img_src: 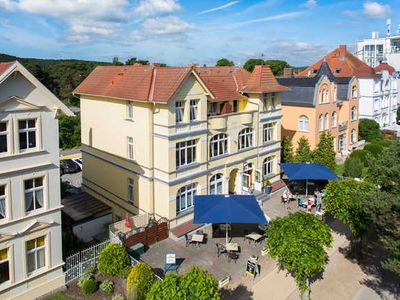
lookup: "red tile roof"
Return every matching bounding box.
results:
[242,65,289,93]
[195,66,250,101]
[374,63,396,75]
[75,64,285,103]
[298,45,376,78]
[0,61,15,77]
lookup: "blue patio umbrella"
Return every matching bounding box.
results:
[193,194,268,244]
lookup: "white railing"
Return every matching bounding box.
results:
[109,213,151,235]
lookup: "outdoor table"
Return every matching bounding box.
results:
[245,233,263,245]
[226,242,239,252]
[191,233,204,246]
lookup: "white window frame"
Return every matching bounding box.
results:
[318,115,324,132]
[176,184,196,214]
[127,101,134,120]
[176,140,197,168]
[0,185,6,220]
[0,248,10,284]
[351,129,357,144]
[127,137,134,160]
[263,156,274,177]
[263,123,274,143]
[24,177,44,213]
[18,119,37,152]
[209,134,228,158]
[352,86,358,98]
[351,107,357,121]
[324,113,329,130]
[26,236,45,274]
[210,173,223,194]
[238,128,253,150]
[128,178,134,204]
[189,99,198,122]
[175,101,184,123]
[298,115,309,132]
[0,121,8,154]
[270,93,276,109]
[331,112,337,128]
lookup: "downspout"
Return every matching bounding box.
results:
[148,67,157,216]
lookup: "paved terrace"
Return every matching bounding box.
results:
[140,189,305,295]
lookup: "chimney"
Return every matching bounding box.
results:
[338,45,347,57]
[283,67,294,78]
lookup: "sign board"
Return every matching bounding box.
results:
[165,253,176,265]
[246,260,257,278]
[395,71,400,79]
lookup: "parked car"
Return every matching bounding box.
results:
[60,159,80,175]
[72,157,83,170]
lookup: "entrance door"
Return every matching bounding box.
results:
[338,134,346,153]
[242,163,253,192]
[253,169,262,192]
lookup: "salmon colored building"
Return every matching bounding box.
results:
[278,45,363,155]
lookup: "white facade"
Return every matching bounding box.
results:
[0,62,73,300]
[358,71,398,128]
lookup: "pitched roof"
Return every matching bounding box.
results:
[298,45,376,78]
[0,61,16,77]
[374,63,396,75]
[195,66,250,101]
[242,65,289,93]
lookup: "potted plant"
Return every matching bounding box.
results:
[263,178,272,194]
[261,246,269,256]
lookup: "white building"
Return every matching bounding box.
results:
[355,19,400,70]
[0,61,73,299]
[355,19,400,129]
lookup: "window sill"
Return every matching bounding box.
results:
[298,130,309,133]
[125,118,135,122]
[0,149,46,160]
[209,153,229,161]
[238,146,255,153]
[176,162,199,173]
[176,207,194,218]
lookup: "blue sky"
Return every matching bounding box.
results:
[0,0,398,66]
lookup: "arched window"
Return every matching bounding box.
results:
[324,113,329,130]
[351,106,357,121]
[331,112,337,128]
[320,88,329,104]
[263,156,274,177]
[210,134,228,158]
[176,183,197,214]
[298,115,309,132]
[318,114,324,131]
[210,173,223,194]
[351,86,357,98]
[238,128,253,150]
[333,87,337,102]
[351,129,357,144]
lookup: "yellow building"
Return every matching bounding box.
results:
[74,65,287,229]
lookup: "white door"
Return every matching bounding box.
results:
[253,169,262,192]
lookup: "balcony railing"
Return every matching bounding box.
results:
[338,121,348,132]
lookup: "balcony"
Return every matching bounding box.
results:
[240,112,253,125]
[338,121,348,132]
[208,115,227,130]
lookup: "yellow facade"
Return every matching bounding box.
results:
[80,72,283,228]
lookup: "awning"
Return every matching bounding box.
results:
[280,163,338,181]
[193,194,267,225]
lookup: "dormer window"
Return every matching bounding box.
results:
[335,69,341,74]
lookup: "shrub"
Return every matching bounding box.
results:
[100,280,114,296]
[126,263,155,300]
[83,264,97,276]
[344,156,364,178]
[112,295,125,300]
[364,143,383,157]
[79,276,98,295]
[98,243,130,277]
[359,119,382,142]
[374,139,396,148]
[349,150,368,166]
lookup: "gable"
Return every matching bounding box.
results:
[0,96,42,112]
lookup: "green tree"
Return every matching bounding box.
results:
[358,119,383,142]
[282,136,295,163]
[147,266,220,300]
[126,263,155,300]
[215,58,234,66]
[295,136,312,162]
[397,107,400,125]
[125,57,149,65]
[266,211,332,298]
[58,114,81,149]
[313,131,336,171]
[264,60,291,76]
[324,179,375,254]
[243,58,264,72]
[343,156,364,178]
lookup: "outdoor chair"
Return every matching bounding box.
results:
[185,234,195,247]
[228,252,239,263]
[216,243,227,258]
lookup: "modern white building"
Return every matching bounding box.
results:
[355,19,400,129]
[0,61,73,299]
[355,19,400,70]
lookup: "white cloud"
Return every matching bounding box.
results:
[235,11,304,26]
[363,1,390,19]
[143,16,193,35]
[302,0,317,9]
[199,1,239,15]
[135,0,181,18]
